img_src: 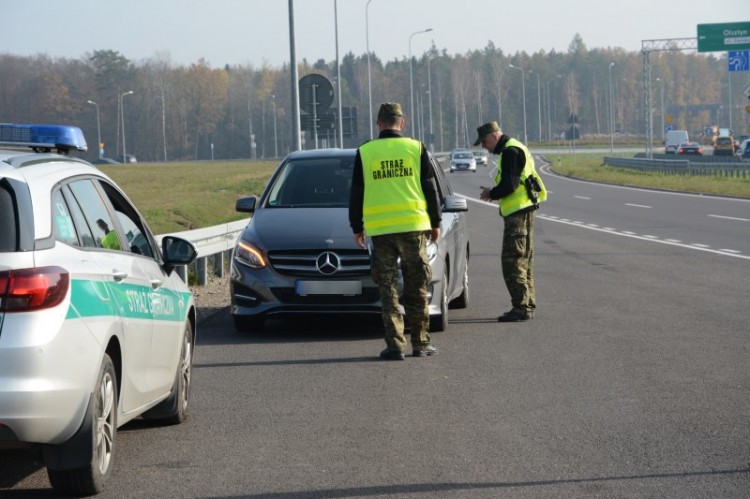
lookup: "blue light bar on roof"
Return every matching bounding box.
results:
[0,123,88,152]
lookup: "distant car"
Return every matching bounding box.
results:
[91,157,119,165]
[737,139,750,160]
[450,150,477,172]
[0,123,198,496]
[472,150,489,167]
[230,148,470,333]
[676,142,703,156]
[713,136,735,156]
[114,154,138,163]
[450,148,471,159]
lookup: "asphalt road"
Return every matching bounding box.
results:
[2,158,749,498]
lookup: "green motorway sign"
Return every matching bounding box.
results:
[697,22,750,52]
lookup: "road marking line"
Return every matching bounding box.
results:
[691,243,710,248]
[708,214,749,222]
[460,194,750,260]
[626,203,652,208]
[643,235,659,239]
[665,239,682,243]
[720,249,741,254]
[574,195,591,200]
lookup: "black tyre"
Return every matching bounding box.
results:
[47,354,117,496]
[143,322,193,424]
[429,267,449,332]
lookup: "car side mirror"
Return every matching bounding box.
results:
[235,196,257,213]
[161,236,197,275]
[443,194,468,212]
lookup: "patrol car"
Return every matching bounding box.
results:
[0,123,198,495]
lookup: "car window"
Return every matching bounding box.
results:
[0,180,17,252]
[266,157,354,208]
[67,179,120,250]
[98,181,156,258]
[455,152,472,159]
[428,152,450,201]
[51,190,80,247]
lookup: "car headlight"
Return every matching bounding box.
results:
[234,240,268,269]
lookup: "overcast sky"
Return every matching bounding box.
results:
[3,0,745,67]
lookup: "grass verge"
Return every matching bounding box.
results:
[545,152,750,199]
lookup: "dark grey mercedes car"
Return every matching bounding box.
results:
[229,148,469,332]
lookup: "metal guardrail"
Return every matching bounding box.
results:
[157,218,249,285]
[604,156,750,178]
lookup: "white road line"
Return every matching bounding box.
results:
[626,203,652,208]
[574,195,591,200]
[691,243,711,248]
[708,214,750,222]
[665,238,682,243]
[458,194,750,260]
[720,249,742,254]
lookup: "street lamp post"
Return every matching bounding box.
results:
[409,28,432,138]
[509,64,527,144]
[272,94,278,158]
[427,56,434,151]
[365,0,374,139]
[608,62,615,152]
[120,90,134,162]
[86,100,101,159]
[656,77,665,142]
[529,70,542,142]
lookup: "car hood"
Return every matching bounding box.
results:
[242,207,358,250]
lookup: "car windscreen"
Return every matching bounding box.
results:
[454,153,473,159]
[266,157,354,208]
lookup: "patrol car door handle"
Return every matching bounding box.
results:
[112,270,128,282]
[150,279,163,290]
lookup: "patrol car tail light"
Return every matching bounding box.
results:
[0,267,69,312]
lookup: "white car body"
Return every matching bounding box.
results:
[0,124,198,495]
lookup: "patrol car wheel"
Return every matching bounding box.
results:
[429,267,449,332]
[47,355,117,496]
[143,322,193,424]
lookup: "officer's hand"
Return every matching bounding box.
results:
[428,228,440,243]
[479,186,491,201]
[354,232,367,250]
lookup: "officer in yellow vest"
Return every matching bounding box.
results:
[475,121,547,322]
[349,102,442,360]
[96,218,121,250]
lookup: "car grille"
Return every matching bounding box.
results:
[270,287,379,304]
[268,249,371,277]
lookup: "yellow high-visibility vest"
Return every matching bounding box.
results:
[494,138,548,216]
[359,137,431,236]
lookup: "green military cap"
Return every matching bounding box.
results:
[473,121,502,145]
[377,102,403,119]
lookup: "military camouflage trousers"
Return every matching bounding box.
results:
[371,231,432,352]
[501,209,536,315]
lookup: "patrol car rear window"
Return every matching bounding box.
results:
[0,180,18,252]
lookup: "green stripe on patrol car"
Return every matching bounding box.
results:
[66,279,190,322]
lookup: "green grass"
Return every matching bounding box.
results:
[548,153,750,199]
[98,160,278,234]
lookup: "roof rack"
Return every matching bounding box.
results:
[0,123,88,155]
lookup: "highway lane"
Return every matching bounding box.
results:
[2,156,748,498]
[448,158,750,260]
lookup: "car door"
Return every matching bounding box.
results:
[66,178,155,412]
[97,180,184,401]
[430,155,468,300]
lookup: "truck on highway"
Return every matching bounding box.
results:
[664,129,689,154]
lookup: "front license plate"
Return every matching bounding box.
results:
[295,280,362,296]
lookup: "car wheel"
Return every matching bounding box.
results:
[47,355,117,496]
[234,315,265,332]
[429,267,449,332]
[143,322,193,424]
[450,251,469,309]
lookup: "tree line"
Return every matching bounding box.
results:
[0,34,742,162]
